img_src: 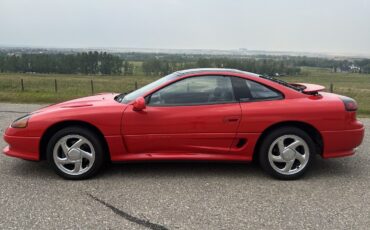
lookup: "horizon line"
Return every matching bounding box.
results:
[1,44,369,59]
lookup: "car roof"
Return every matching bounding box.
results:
[175,68,259,77]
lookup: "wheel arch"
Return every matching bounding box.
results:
[253,121,323,161]
[39,120,110,161]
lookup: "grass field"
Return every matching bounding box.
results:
[280,67,370,116]
[0,73,159,103]
[0,67,369,116]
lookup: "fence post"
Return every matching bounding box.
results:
[330,83,333,93]
[21,79,24,92]
[135,81,138,90]
[91,79,94,95]
[54,79,58,93]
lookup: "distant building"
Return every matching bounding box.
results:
[333,64,361,73]
[349,64,361,73]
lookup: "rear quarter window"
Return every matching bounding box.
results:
[247,80,282,99]
[231,77,283,102]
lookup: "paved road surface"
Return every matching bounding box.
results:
[0,103,369,229]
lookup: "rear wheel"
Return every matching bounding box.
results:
[46,126,104,180]
[259,127,315,180]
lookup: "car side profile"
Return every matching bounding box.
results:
[3,68,365,180]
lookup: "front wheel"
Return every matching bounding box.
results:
[46,126,105,180]
[259,127,315,180]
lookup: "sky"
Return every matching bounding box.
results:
[0,0,369,55]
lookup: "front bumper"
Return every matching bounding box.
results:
[3,134,40,161]
[321,127,365,159]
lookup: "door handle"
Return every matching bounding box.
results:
[224,116,240,123]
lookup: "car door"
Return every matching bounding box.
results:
[227,76,285,159]
[122,75,242,155]
[231,77,284,133]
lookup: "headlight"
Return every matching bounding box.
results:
[11,114,31,128]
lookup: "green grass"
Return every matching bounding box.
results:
[0,67,369,116]
[0,73,159,103]
[280,67,370,117]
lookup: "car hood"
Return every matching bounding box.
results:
[34,93,121,113]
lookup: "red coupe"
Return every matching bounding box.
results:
[3,69,364,180]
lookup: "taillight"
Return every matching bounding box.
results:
[340,96,358,111]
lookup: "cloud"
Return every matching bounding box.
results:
[0,0,369,55]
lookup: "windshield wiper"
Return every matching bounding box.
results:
[259,75,302,92]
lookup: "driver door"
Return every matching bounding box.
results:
[122,75,241,155]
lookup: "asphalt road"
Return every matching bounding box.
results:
[0,102,369,230]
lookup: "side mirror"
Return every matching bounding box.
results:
[132,97,146,111]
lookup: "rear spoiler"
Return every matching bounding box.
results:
[290,83,325,94]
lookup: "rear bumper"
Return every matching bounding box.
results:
[3,134,40,161]
[321,127,365,159]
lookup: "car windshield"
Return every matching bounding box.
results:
[119,72,180,103]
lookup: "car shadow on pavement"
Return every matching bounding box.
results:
[104,161,266,179]
[99,156,360,180]
[6,155,361,181]
[6,160,55,179]
[307,155,363,178]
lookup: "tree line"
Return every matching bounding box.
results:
[1,51,370,76]
[142,57,301,76]
[140,54,370,75]
[0,51,133,75]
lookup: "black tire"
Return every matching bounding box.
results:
[258,127,315,180]
[46,126,105,180]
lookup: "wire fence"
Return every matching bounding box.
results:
[3,78,336,94]
[1,78,141,95]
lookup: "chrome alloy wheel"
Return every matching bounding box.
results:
[53,135,95,176]
[268,134,310,175]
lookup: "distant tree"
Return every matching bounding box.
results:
[123,61,134,75]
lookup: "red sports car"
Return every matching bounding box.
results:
[3,69,364,180]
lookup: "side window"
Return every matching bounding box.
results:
[247,80,282,99]
[232,77,282,101]
[148,76,236,106]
